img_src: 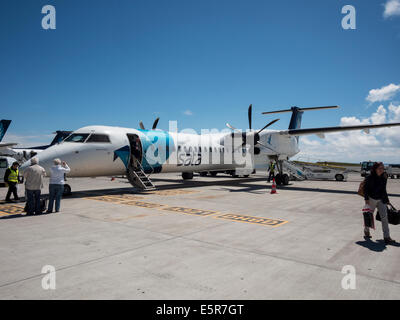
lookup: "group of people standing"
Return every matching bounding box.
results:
[3,158,70,215]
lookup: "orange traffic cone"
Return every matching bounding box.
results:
[111,177,115,181]
[270,178,277,194]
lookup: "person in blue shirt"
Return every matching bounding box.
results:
[46,158,70,213]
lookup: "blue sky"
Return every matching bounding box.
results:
[1,0,400,161]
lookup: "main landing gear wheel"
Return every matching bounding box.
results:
[274,174,282,185]
[281,174,289,185]
[275,173,289,186]
[182,172,194,180]
[335,174,344,181]
[63,184,72,196]
[209,172,218,177]
[199,172,208,177]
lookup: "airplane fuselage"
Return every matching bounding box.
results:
[22,125,300,177]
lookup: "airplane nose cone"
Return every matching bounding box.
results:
[20,146,60,175]
[19,159,31,172]
[38,149,58,174]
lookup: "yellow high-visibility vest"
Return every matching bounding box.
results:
[8,168,19,183]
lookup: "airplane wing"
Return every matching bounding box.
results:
[279,122,400,136]
[0,142,18,148]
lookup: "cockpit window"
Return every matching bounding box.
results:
[86,134,111,143]
[64,133,89,143]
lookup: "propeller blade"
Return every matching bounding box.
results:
[139,121,145,130]
[152,117,160,130]
[257,119,280,134]
[226,123,239,132]
[248,104,252,130]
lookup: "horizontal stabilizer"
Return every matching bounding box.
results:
[0,142,18,148]
[262,106,339,115]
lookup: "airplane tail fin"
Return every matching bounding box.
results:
[0,120,11,142]
[262,106,339,130]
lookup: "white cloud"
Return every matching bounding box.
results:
[366,83,400,103]
[383,0,400,18]
[183,110,193,116]
[295,104,400,163]
[388,102,400,120]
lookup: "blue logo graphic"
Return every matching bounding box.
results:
[113,130,174,173]
[113,145,130,168]
[138,130,173,173]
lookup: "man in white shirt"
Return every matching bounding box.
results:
[46,158,70,213]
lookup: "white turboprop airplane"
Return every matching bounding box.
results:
[19,105,400,192]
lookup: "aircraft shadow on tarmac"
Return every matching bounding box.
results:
[145,176,400,197]
[52,175,400,199]
[355,238,400,252]
[2,176,399,207]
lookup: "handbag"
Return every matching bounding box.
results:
[362,205,375,229]
[376,204,400,225]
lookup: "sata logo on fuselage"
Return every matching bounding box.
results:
[177,146,201,167]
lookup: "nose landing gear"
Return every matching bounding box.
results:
[63,184,72,196]
[182,172,194,180]
[273,159,290,186]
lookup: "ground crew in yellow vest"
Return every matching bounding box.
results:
[268,161,276,182]
[4,161,21,202]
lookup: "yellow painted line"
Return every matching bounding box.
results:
[84,196,142,203]
[84,196,122,202]
[101,194,145,200]
[214,213,288,228]
[122,200,167,209]
[83,194,289,227]
[0,205,25,214]
[143,190,199,196]
[161,206,219,216]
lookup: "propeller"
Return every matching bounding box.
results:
[139,117,160,130]
[248,104,252,130]
[225,104,279,147]
[152,117,160,130]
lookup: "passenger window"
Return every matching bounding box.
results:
[65,134,89,143]
[0,159,7,168]
[86,134,111,143]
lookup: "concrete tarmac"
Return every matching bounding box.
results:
[0,173,399,299]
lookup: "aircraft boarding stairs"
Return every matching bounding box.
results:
[282,161,307,181]
[127,162,156,191]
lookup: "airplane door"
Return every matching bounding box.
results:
[126,134,143,168]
